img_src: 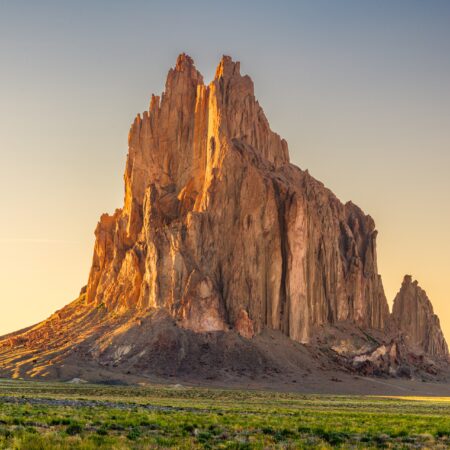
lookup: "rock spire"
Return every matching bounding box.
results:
[392,275,448,358]
[85,54,389,343]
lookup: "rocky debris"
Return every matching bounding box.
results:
[315,322,444,378]
[350,341,400,377]
[67,378,88,384]
[392,276,448,359]
[345,337,442,379]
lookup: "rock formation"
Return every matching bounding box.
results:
[392,276,448,359]
[85,53,389,344]
[0,54,447,384]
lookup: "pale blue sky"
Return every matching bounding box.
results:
[1,0,449,337]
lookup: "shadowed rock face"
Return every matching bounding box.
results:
[85,53,390,343]
[392,276,448,359]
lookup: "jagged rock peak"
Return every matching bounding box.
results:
[85,54,391,344]
[167,53,203,85]
[215,55,240,79]
[175,52,195,70]
[392,275,448,359]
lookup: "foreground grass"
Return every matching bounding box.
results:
[0,380,449,448]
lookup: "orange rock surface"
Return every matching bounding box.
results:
[86,54,389,342]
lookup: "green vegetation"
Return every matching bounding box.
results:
[0,379,449,448]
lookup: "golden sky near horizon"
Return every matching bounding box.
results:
[1,1,449,342]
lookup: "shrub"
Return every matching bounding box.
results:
[197,431,213,443]
[316,428,350,445]
[182,423,195,434]
[66,423,83,435]
[436,429,450,438]
[127,427,141,440]
[96,427,108,436]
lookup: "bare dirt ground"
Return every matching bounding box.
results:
[1,305,449,396]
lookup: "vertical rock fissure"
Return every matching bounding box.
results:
[272,180,289,335]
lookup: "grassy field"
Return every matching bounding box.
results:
[0,379,449,448]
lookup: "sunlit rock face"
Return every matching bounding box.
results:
[392,276,448,359]
[85,54,390,343]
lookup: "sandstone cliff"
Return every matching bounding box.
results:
[392,276,448,359]
[86,54,389,343]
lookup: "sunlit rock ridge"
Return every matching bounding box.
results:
[86,53,389,342]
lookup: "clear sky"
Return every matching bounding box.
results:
[1,0,449,339]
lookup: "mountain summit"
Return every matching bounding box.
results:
[0,55,447,386]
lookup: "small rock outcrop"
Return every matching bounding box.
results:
[392,276,448,359]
